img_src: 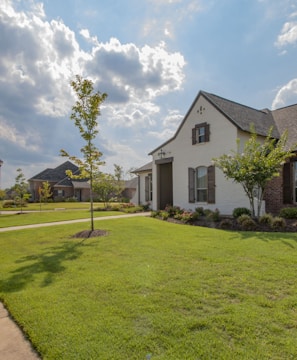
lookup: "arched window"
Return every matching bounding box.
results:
[196,166,207,202]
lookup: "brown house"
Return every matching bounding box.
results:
[28,161,90,202]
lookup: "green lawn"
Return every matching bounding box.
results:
[0,210,125,228]
[0,201,103,211]
[1,217,297,359]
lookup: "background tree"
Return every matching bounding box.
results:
[113,164,125,200]
[213,127,296,218]
[60,75,107,232]
[14,168,30,213]
[38,181,53,210]
[93,172,117,207]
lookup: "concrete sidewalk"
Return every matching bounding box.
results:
[0,303,40,359]
[0,212,150,358]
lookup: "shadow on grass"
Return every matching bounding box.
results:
[227,229,297,247]
[0,239,91,293]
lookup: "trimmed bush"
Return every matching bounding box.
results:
[271,217,286,230]
[237,214,252,225]
[195,207,205,216]
[165,205,182,217]
[219,218,233,230]
[259,213,273,225]
[2,200,15,208]
[233,207,251,218]
[279,207,297,219]
[241,217,257,231]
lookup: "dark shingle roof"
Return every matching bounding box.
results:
[29,161,79,182]
[201,91,279,138]
[272,104,297,148]
[149,90,286,155]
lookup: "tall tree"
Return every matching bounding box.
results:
[61,75,107,231]
[14,168,30,213]
[213,127,296,218]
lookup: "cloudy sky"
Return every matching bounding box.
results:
[0,0,297,188]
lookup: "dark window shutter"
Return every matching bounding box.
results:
[205,123,210,142]
[283,162,293,204]
[145,176,149,202]
[188,167,195,203]
[207,165,215,203]
[192,128,196,145]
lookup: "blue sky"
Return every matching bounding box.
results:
[0,0,297,188]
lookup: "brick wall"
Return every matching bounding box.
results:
[264,174,283,215]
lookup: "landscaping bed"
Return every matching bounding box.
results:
[152,206,297,232]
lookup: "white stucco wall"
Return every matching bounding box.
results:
[151,95,253,215]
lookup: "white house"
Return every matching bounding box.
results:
[134,91,297,215]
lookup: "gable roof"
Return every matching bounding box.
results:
[29,161,79,182]
[149,90,286,155]
[272,103,297,149]
[201,91,279,138]
[132,161,152,173]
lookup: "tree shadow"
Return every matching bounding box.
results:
[0,238,93,293]
[227,230,297,248]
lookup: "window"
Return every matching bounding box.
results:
[196,167,207,202]
[192,123,210,145]
[145,173,152,202]
[188,165,215,203]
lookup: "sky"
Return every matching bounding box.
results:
[0,0,297,189]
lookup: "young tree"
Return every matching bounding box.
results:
[60,75,107,232]
[38,181,53,210]
[93,172,117,207]
[213,127,296,218]
[113,164,125,200]
[14,168,30,213]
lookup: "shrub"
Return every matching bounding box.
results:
[271,217,286,230]
[165,205,182,217]
[233,207,251,218]
[259,213,273,225]
[195,207,205,216]
[65,197,78,202]
[151,211,160,218]
[237,214,252,225]
[174,210,198,223]
[219,218,233,230]
[2,200,15,208]
[160,211,169,220]
[240,217,257,231]
[206,208,221,222]
[279,207,297,219]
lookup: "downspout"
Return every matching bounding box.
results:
[137,174,140,205]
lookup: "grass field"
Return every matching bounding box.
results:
[1,217,297,359]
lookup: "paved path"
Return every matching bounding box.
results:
[0,212,150,359]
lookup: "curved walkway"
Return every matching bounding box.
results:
[0,212,150,359]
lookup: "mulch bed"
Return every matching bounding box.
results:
[72,229,108,238]
[167,217,297,232]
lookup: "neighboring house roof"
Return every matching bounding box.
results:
[29,161,79,182]
[149,90,292,155]
[124,177,138,189]
[132,162,153,173]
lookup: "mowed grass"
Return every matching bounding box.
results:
[0,210,125,228]
[1,217,297,359]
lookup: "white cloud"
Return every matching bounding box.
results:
[275,21,297,47]
[0,0,186,188]
[272,78,297,109]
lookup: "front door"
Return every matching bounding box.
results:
[157,162,173,209]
